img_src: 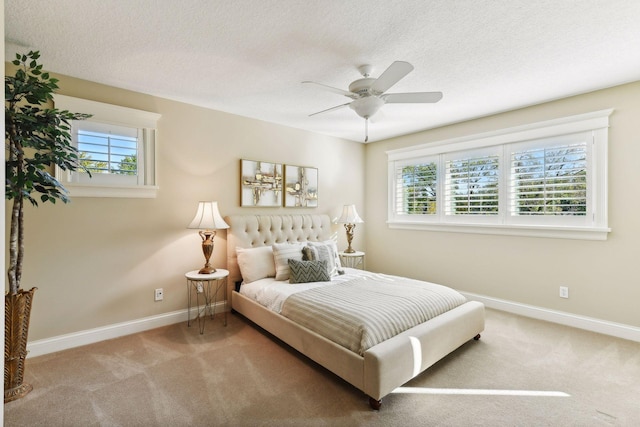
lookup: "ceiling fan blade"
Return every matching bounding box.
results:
[302,81,357,99]
[382,92,443,103]
[309,102,351,117]
[370,61,414,94]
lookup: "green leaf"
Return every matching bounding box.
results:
[5,50,92,207]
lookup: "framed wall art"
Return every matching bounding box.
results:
[284,164,318,207]
[240,159,282,207]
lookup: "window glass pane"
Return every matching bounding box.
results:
[510,142,587,216]
[395,161,437,215]
[445,155,499,215]
[78,129,138,176]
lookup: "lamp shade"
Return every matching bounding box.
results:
[188,201,229,230]
[336,204,364,224]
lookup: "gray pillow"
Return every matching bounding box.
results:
[302,244,344,276]
[288,259,331,284]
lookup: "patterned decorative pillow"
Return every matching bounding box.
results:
[288,259,331,284]
[306,240,344,276]
[272,242,305,281]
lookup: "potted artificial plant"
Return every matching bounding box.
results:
[5,51,90,402]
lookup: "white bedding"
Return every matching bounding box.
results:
[239,267,369,313]
[239,267,469,355]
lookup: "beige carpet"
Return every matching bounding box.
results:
[5,308,640,426]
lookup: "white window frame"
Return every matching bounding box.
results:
[387,109,613,240]
[54,95,161,198]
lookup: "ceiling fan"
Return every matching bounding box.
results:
[303,61,442,142]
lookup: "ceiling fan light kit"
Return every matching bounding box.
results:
[304,61,443,142]
[349,96,385,119]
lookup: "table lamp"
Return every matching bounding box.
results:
[188,201,229,274]
[336,204,364,253]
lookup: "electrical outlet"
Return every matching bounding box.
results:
[559,286,569,299]
[154,288,164,301]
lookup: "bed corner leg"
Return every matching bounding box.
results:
[473,333,481,341]
[369,397,382,410]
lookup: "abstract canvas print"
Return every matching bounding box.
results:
[284,165,318,207]
[241,159,282,207]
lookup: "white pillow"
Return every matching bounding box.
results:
[307,240,343,276]
[237,246,276,284]
[272,242,305,281]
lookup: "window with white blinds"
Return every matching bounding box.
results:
[77,121,140,178]
[445,154,499,216]
[394,159,437,215]
[510,141,587,217]
[54,95,161,198]
[387,109,612,240]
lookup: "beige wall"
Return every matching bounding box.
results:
[5,65,366,341]
[365,81,640,328]
[7,61,639,342]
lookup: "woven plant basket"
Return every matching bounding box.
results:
[4,287,36,403]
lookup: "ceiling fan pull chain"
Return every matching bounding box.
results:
[365,118,369,142]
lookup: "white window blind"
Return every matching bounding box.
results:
[394,160,438,215]
[510,142,587,216]
[445,154,499,216]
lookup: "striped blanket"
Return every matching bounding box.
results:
[280,274,466,356]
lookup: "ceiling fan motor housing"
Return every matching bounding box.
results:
[348,78,378,96]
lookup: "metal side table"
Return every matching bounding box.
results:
[185,269,228,334]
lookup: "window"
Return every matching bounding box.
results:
[509,137,587,219]
[445,149,500,217]
[54,95,161,198]
[78,123,138,176]
[395,158,438,215]
[387,110,612,240]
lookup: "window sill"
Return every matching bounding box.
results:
[64,183,159,199]
[387,221,610,241]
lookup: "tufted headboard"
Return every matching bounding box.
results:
[225,214,333,284]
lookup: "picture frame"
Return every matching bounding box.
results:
[284,164,318,207]
[240,159,283,207]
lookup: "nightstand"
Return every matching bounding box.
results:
[185,269,229,334]
[339,251,365,270]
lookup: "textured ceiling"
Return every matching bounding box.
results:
[5,0,640,143]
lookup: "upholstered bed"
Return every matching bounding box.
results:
[225,214,484,409]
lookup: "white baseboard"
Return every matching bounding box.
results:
[27,295,640,358]
[461,292,640,343]
[27,302,228,358]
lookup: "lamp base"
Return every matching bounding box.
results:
[344,223,357,254]
[197,230,217,275]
